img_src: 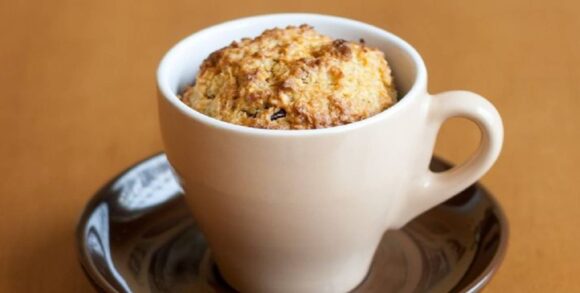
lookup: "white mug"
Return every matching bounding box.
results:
[157,13,503,293]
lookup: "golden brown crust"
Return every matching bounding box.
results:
[180,25,398,129]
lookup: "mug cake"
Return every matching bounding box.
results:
[179,24,397,129]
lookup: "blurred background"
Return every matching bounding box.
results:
[0,0,578,291]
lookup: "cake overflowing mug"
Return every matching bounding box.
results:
[157,13,503,293]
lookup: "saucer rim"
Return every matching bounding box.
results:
[75,152,509,293]
[460,183,509,293]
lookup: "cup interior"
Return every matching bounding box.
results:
[157,13,427,131]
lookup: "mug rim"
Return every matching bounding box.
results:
[157,13,428,137]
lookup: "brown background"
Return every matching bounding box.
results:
[1,0,578,292]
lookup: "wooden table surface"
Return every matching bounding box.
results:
[1,0,578,292]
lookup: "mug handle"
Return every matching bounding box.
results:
[392,90,504,228]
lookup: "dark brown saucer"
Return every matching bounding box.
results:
[76,153,508,293]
